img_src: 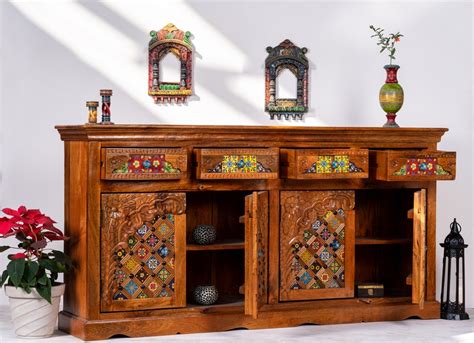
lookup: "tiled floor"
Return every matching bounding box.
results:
[0,306,472,342]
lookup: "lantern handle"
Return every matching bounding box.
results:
[450,218,461,233]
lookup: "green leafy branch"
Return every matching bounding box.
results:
[0,250,72,303]
[369,25,403,65]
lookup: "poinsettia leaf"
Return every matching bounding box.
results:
[52,250,72,267]
[37,273,48,285]
[39,258,59,272]
[20,282,31,294]
[28,277,37,287]
[15,231,27,242]
[7,258,25,286]
[36,278,52,303]
[43,232,66,241]
[0,220,15,234]
[36,215,55,225]
[31,239,47,250]
[2,208,19,217]
[42,225,63,236]
[25,209,41,218]
[8,252,27,260]
[2,230,17,238]
[0,270,9,287]
[24,261,39,283]
[0,246,10,253]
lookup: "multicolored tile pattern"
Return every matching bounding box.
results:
[112,154,181,175]
[393,158,450,176]
[290,209,345,290]
[208,155,272,173]
[112,215,176,301]
[303,155,363,174]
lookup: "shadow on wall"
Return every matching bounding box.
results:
[2,3,155,124]
[76,0,273,123]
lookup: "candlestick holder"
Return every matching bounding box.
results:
[100,89,113,124]
[85,101,99,124]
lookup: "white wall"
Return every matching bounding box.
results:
[0,0,472,308]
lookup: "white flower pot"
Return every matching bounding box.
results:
[4,284,65,337]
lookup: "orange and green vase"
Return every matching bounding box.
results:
[379,65,404,128]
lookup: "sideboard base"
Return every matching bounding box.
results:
[58,298,440,340]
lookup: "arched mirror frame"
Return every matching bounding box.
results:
[148,23,193,104]
[265,40,309,119]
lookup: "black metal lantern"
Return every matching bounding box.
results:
[440,218,469,320]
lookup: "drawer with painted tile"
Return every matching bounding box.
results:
[101,148,187,180]
[281,149,368,179]
[195,148,279,179]
[371,150,456,181]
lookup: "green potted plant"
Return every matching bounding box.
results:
[0,206,72,337]
[369,25,404,128]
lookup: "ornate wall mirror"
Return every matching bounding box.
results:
[265,40,309,119]
[148,23,194,104]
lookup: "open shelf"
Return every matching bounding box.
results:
[355,237,411,245]
[355,189,415,299]
[187,240,245,251]
[186,295,244,308]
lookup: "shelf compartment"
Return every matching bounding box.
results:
[187,240,245,251]
[186,295,244,309]
[356,237,411,245]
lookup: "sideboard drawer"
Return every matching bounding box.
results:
[102,148,187,180]
[281,149,368,179]
[372,150,456,181]
[195,148,279,179]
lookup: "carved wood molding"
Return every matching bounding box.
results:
[281,191,354,236]
[101,193,186,304]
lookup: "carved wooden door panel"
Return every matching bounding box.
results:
[100,193,186,312]
[412,189,426,308]
[244,191,268,319]
[280,191,355,301]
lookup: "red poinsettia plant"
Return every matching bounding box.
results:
[0,206,72,303]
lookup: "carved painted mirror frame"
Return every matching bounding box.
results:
[265,40,309,119]
[148,23,193,104]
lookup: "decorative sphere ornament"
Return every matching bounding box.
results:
[192,225,216,245]
[193,285,218,305]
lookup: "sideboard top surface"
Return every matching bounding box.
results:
[55,124,448,148]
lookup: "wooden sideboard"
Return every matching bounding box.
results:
[55,125,456,340]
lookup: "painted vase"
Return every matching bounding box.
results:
[379,65,404,128]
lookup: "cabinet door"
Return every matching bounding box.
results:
[244,191,269,319]
[100,193,186,312]
[280,191,355,301]
[412,189,426,308]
